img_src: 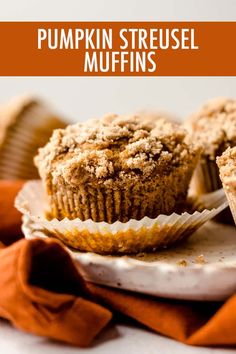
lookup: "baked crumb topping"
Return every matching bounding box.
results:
[217,146,236,191]
[194,254,206,264]
[189,97,236,160]
[177,259,188,267]
[35,114,200,187]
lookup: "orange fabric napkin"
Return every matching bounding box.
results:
[0,180,236,347]
[0,181,24,244]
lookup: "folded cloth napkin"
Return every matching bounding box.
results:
[0,180,236,347]
[0,181,24,245]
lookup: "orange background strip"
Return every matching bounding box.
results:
[0,22,235,76]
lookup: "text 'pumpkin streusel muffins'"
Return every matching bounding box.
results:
[217,147,236,224]
[0,95,67,180]
[187,97,236,195]
[35,114,201,224]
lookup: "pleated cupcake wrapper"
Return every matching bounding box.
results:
[48,165,195,223]
[50,184,182,224]
[190,160,222,195]
[190,160,234,224]
[222,188,236,225]
[15,180,228,255]
[0,104,66,180]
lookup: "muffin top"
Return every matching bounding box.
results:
[188,97,236,160]
[35,114,200,188]
[217,146,236,191]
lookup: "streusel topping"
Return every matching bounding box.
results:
[189,97,236,160]
[217,147,236,191]
[35,114,200,187]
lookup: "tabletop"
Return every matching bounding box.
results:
[0,320,234,354]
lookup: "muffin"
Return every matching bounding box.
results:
[187,97,236,195]
[217,147,236,224]
[35,114,201,224]
[0,95,67,180]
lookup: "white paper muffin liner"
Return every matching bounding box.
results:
[190,160,234,224]
[15,180,228,255]
[221,188,236,225]
[0,102,66,180]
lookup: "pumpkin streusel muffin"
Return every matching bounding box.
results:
[187,97,236,195]
[217,147,236,224]
[35,114,201,224]
[0,95,67,180]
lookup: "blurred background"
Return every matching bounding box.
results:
[0,0,236,122]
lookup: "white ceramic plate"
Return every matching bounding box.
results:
[23,216,236,301]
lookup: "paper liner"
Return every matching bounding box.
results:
[191,159,234,224]
[190,160,222,194]
[0,103,66,180]
[15,180,228,255]
[222,188,236,225]
[49,177,189,223]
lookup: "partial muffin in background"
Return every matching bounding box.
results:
[35,114,201,224]
[217,147,236,224]
[0,95,67,180]
[187,97,236,195]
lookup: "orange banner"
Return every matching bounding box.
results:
[0,22,235,76]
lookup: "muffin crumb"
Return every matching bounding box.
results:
[194,254,206,264]
[177,259,188,267]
